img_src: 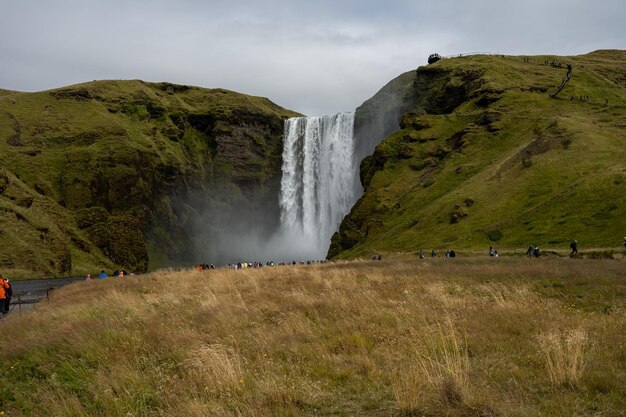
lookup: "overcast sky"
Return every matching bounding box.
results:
[1,0,624,115]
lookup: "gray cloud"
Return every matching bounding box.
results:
[1,0,624,115]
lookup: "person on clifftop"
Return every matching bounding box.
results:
[570,240,578,256]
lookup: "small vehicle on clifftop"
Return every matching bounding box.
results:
[428,53,442,64]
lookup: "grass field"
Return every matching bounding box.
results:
[1,257,624,416]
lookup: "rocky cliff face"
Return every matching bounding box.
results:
[329,64,484,257]
[352,65,482,163]
[330,51,626,258]
[0,80,298,277]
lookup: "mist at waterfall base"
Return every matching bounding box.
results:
[190,112,360,265]
[191,199,328,265]
[188,180,283,265]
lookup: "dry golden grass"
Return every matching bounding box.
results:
[392,318,470,412]
[0,257,624,416]
[536,328,590,388]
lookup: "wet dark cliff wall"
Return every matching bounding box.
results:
[353,70,418,165]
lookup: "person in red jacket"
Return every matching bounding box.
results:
[4,279,11,314]
[0,274,10,315]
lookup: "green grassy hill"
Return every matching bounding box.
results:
[0,89,18,96]
[330,50,626,258]
[0,80,298,278]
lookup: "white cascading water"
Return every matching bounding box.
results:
[279,112,359,259]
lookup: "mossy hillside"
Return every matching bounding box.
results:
[0,167,112,277]
[0,80,299,278]
[0,89,19,96]
[331,50,626,258]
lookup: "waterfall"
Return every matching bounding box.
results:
[279,112,359,259]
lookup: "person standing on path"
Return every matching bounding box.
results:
[4,279,12,314]
[570,240,578,256]
[0,274,10,315]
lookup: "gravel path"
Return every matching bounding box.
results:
[10,277,84,295]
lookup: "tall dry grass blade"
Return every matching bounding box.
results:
[185,344,245,396]
[420,320,470,404]
[537,328,589,388]
[392,318,471,411]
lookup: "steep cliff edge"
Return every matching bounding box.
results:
[330,50,626,258]
[0,80,299,277]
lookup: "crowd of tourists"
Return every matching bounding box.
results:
[85,270,132,281]
[192,238,624,270]
[192,237,588,270]
[418,249,457,259]
[195,260,328,271]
